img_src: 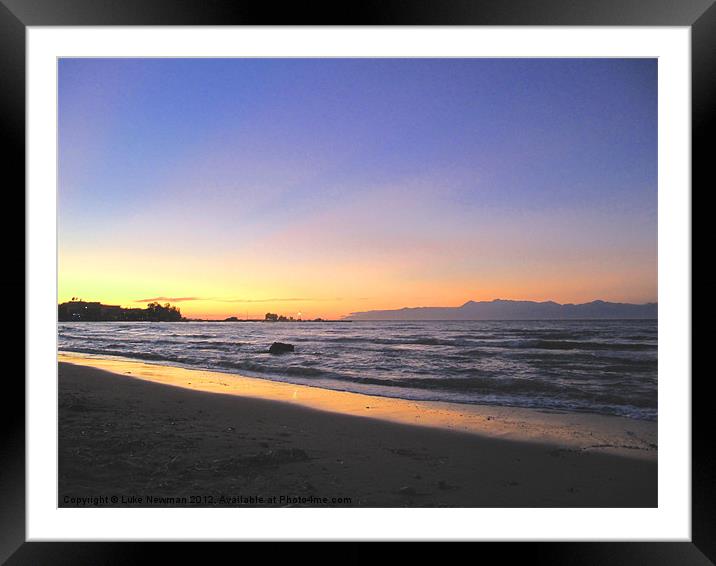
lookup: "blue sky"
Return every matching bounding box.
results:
[58,58,657,318]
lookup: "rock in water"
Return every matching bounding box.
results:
[268,342,295,354]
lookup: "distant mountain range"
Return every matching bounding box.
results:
[345,299,658,321]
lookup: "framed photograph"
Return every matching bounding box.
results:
[8,0,707,561]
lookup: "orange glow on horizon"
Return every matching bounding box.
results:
[58,58,657,321]
[58,244,656,319]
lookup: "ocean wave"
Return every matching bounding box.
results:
[58,319,657,420]
[214,358,327,377]
[60,346,185,364]
[528,340,656,351]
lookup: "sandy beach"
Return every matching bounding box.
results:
[58,354,657,507]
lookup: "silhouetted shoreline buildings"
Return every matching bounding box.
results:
[58,300,348,323]
[58,300,184,322]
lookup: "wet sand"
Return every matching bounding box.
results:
[58,356,657,507]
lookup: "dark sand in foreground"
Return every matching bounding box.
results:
[59,361,657,507]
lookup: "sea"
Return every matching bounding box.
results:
[58,319,657,421]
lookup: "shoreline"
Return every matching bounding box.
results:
[58,358,657,507]
[59,352,656,460]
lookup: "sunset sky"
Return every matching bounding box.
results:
[58,58,657,320]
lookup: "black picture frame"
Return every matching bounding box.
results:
[5,0,707,562]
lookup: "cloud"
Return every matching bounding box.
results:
[216,297,313,303]
[135,297,201,303]
[134,296,336,304]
